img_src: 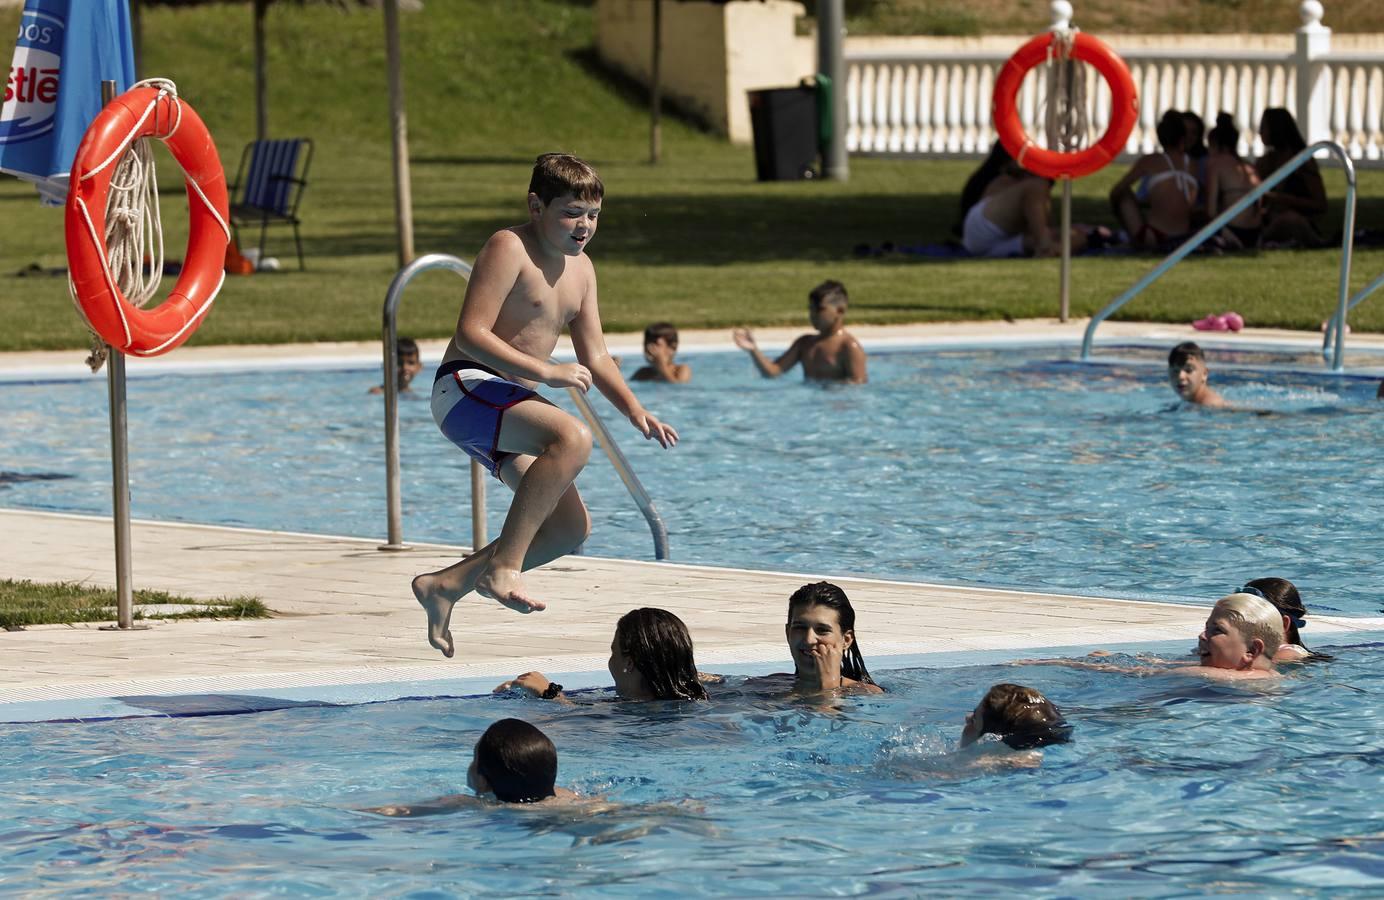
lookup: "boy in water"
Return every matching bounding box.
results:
[369,337,423,394]
[413,154,678,657]
[1167,341,1227,407]
[365,718,577,814]
[631,322,691,383]
[732,280,868,383]
[960,683,1072,752]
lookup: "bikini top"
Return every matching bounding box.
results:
[1144,152,1199,203]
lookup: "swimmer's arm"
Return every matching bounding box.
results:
[362,794,479,817]
[456,231,587,388]
[844,338,867,384]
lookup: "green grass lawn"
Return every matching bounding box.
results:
[2,0,1382,352]
[0,579,268,629]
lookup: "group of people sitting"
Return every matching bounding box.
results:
[368,576,1323,811]
[958,106,1328,258]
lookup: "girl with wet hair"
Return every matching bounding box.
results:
[960,683,1073,751]
[1242,577,1332,662]
[496,607,709,702]
[784,581,882,695]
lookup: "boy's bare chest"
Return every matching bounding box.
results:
[802,335,848,371]
[501,265,585,328]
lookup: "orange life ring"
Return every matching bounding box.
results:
[991,32,1138,180]
[65,85,230,357]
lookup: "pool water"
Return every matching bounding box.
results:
[2,344,1382,614]
[4,650,1384,896]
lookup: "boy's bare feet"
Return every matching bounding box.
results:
[412,572,456,658]
[475,566,546,613]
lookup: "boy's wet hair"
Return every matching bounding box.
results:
[787,581,876,686]
[1168,341,1205,368]
[644,322,679,347]
[397,337,419,357]
[529,153,604,205]
[615,607,708,701]
[474,718,558,803]
[1214,593,1286,659]
[809,280,849,309]
[977,683,1073,750]
[1242,577,1333,661]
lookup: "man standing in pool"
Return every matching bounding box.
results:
[413,154,678,657]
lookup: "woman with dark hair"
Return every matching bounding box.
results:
[496,607,709,702]
[1242,577,1332,662]
[1110,108,1199,250]
[1205,111,1263,249]
[1255,107,1327,246]
[782,581,882,695]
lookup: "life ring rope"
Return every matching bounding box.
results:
[65,80,230,358]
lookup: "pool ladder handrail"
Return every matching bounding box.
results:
[1081,141,1358,372]
[380,253,669,560]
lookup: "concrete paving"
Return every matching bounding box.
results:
[3,320,1383,712]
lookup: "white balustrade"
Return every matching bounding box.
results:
[843,0,1384,167]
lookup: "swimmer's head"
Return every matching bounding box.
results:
[960,683,1072,750]
[643,322,679,357]
[528,153,604,206]
[611,607,708,701]
[467,718,558,803]
[1168,341,1210,401]
[786,581,874,685]
[1199,593,1285,669]
[808,280,849,332]
[396,337,421,388]
[1242,577,1306,645]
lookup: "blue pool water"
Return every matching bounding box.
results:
[5,650,1384,895]
[1,343,1382,614]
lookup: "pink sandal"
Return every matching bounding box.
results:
[1193,314,1229,331]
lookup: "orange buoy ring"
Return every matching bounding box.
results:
[65,85,230,357]
[992,32,1138,180]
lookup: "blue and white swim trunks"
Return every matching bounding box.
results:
[430,359,537,477]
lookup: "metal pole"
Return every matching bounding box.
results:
[383,0,415,266]
[817,0,848,181]
[470,460,487,550]
[649,0,662,164]
[253,0,268,142]
[100,79,135,631]
[1059,177,1071,323]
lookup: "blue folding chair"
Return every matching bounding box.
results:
[229,138,313,270]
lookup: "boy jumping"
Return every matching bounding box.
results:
[414,154,678,658]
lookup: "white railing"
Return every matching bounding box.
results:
[845,0,1384,167]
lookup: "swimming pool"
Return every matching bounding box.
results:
[2,341,1380,615]
[5,648,1383,895]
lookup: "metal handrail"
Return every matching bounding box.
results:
[380,253,669,560]
[1323,268,1384,361]
[1081,141,1358,372]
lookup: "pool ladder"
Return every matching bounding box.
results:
[1081,140,1364,372]
[379,253,670,560]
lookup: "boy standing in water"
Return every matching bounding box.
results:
[413,154,678,658]
[732,280,867,383]
[1167,341,1228,407]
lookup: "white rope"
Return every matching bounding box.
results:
[1043,28,1090,156]
[78,78,180,371]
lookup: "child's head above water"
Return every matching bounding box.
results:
[644,321,679,353]
[807,280,849,334]
[610,607,708,701]
[1168,341,1212,402]
[1199,593,1285,670]
[960,683,1073,750]
[467,718,558,803]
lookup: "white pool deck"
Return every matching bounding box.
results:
[4,319,1384,713]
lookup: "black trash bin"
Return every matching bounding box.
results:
[747,84,818,181]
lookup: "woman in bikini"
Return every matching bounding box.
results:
[1110,109,1199,251]
[1204,112,1263,250]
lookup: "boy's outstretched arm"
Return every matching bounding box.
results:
[456,231,592,391]
[570,279,678,448]
[732,328,803,378]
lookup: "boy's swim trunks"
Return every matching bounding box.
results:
[430,359,537,477]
